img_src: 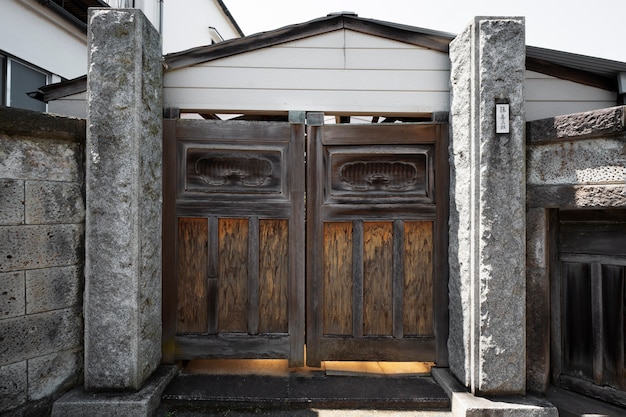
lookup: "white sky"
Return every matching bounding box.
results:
[224,0,626,63]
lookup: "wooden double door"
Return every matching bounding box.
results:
[162,117,448,368]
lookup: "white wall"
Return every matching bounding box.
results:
[164,30,451,115]
[162,0,241,53]
[1,0,88,79]
[524,70,617,121]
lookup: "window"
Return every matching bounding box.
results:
[1,52,49,112]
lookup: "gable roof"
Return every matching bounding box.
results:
[36,13,626,102]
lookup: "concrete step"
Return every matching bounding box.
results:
[159,373,451,415]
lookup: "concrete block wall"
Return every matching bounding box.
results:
[0,107,85,416]
[525,105,626,393]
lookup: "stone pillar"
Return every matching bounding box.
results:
[448,17,526,395]
[85,8,162,391]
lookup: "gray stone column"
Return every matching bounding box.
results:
[85,9,163,391]
[448,17,526,395]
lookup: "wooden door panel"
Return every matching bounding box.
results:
[306,122,448,367]
[363,221,394,337]
[323,222,353,336]
[177,217,208,333]
[163,119,305,366]
[217,218,249,333]
[258,219,289,333]
[404,221,433,336]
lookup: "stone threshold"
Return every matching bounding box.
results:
[160,372,450,411]
[51,365,178,417]
[431,368,558,417]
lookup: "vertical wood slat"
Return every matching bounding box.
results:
[248,217,259,335]
[323,222,353,336]
[363,222,393,336]
[259,219,289,333]
[207,216,219,334]
[404,221,434,336]
[352,220,364,338]
[177,218,208,333]
[218,218,249,333]
[393,220,404,339]
[288,122,306,367]
[591,262,603,385]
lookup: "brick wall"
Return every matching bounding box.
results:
[0,107,85,416]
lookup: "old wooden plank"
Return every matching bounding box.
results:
[404,221,434,336]
[363,222,393,336]
[177,217,209,333]
[207,216,219,334]
[171,333,291,361]
[248,217,260,335]
[323,222,353,336]
[259,219,289,333]
[288,122,306,367]
[591,262,603,385]
[393,220,404,339]
[218,218,249,333]
[318,336,436,362]
[352,220,364,338]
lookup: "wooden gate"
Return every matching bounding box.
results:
[162,117,448,368]
[305,121,448,366]
[162,118,306,366]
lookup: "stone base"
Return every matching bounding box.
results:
[51,365,178,417]
[432,368,557,417]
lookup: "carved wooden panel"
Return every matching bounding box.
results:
[181,145,286,197]
[325,146,433,204]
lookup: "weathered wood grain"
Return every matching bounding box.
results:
[404,221,434,336]
[323,222,354,336]
[259,219,289,333]
[363,222,393,336]
[218,218,249,333]
[177,217,208,333]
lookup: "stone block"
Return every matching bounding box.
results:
[528,183,626,209]
[28,348,83,401]
[447,22,473,388]
[0,361,27,412]
[52,365,178,417]
[0,136,82,182]
[26,266,82,314]
[526,208,547,268]
[449,17,526,396]
[0,179,24,225]
[0,106,86,142]
[0,224,83,272]
[25,181,84,225]
[0,308,82,365]
[0,271,25,319]
[85,8,162,391]
[526,267,550,393]
[527,106,626,144]
[527,138,626,186]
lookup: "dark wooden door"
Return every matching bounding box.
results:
[553,209,626,407]
[162,118,305,367]
[305,122,449,367]
[163,118,448,368]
